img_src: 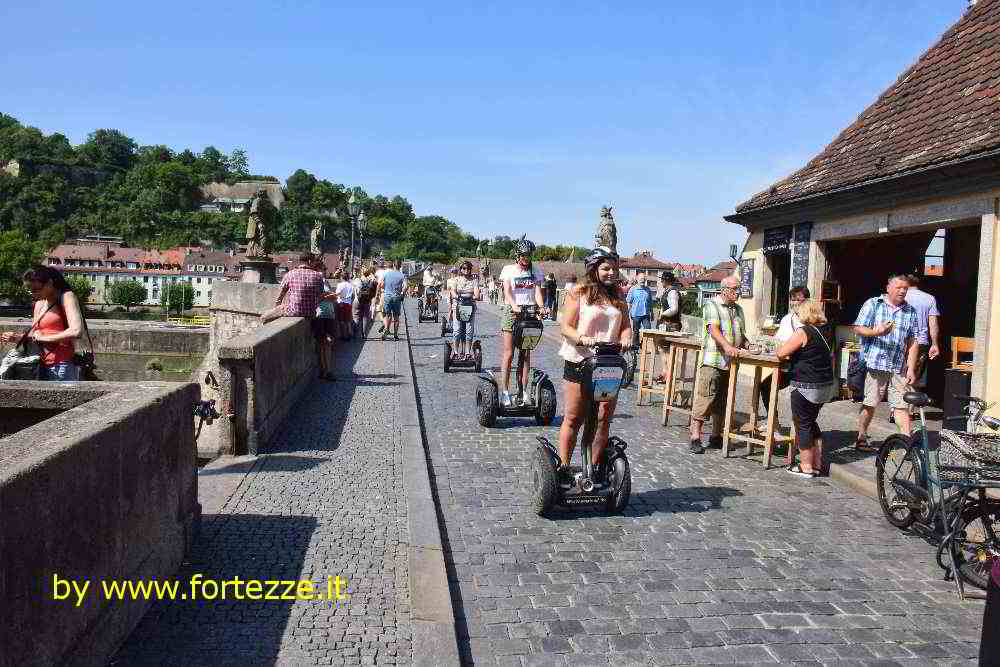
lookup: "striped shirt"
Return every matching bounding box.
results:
[854,296,918,373]
[701,297,746,370]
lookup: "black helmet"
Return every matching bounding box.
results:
[585,246,619,270]
[512,235,535,258]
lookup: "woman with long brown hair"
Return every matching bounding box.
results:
[556,247,632,483]
[0,265,84,380]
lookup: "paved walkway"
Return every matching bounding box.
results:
[114,334,412,666]
[410,301,983,666]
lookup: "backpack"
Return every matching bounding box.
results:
[359,279,376,300]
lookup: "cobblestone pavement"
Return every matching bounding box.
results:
[408,301,983,666]
[114,335,411,666]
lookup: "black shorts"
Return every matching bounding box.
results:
[563,359,588,384]
[790,389,823,445]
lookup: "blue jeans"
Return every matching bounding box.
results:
[630,316,650,345]
[41,362,79,381]
[454,317,476,344]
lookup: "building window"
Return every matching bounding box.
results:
[196,277,202,284]
[767,252,791,318]
[143,276,149,283]
[924,229,946,277]
[196,291,202,297]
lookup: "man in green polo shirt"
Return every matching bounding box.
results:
[690,274,746,454]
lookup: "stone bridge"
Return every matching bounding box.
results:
[0,285,986,666]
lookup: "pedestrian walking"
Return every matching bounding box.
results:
[356,267,377,337]
[543,272,558,320]
[689,274,746,454]
[852,274,919,449]
[904,273,941,387]
[625,275,653,348]
[335,272,355,341]
[315,267,338,378]
[777,299,836,477]
[378,259,406,341]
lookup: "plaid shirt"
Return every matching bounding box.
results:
[701,296,746,370]
[280,266,326,317]
[854,295,918,373]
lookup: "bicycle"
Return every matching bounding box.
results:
[875,391,1000,598]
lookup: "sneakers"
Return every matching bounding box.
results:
[689,439,705,454]
[787,464,816,478]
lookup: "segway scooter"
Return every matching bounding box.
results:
[476,305,556,426]
[531,342,631,515]
[417,286,440,323]
[444,294,482,373]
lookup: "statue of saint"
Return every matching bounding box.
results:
[596,205,617,254]
[310,220,323,255]
[244,189,275,258]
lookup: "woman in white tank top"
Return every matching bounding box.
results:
[556,247,632,480]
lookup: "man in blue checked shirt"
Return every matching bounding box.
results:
[852,274,919,449]
[626,278,653,347]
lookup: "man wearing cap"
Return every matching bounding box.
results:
[690,274,746,454]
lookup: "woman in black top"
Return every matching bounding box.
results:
[777,300,836,477]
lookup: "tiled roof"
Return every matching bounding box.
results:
[737,0,1000,213]
[620,252,673,270]
[695,261,738,284]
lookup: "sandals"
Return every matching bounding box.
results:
[854,435,878,452]
[787,464,817,478]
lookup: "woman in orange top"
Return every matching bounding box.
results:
[1,265,84,380]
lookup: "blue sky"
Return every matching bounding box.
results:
[1,1,964,264]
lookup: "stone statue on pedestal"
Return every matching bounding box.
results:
[596,205,617,254]
[310,220,324,256]
[244,189,275,258]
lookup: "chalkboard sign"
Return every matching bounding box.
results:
[740,258,754,299]
[791,222,812,288]
[763,226,793,254]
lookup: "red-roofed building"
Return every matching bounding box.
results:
[724,0,1000,404]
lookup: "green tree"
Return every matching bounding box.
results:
[107,279,147,311]
[65,275,94,305]
[0,230,40,303]
[227,148,249,179]
[285,169,317,205]
[160,282,194,314]
[680,291,700,316]
[79,129,137,169]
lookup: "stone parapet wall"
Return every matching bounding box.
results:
[205,282,318,456]
[0,380,200,666]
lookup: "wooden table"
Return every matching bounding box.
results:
[636,329,673,406]
[721,351,794,469]
[658,336,703,427]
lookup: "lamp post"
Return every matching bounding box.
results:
[347,191,362,275]
[357,212,367,271]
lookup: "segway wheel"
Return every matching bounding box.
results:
[605,454,631,515]
[443,342,451,373]
[535,379,556,426]
[477,380,498,427]
[530,447,559,517]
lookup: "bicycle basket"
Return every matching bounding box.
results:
[937,429,1000,486]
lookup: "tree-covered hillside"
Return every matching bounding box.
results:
[0,113,591,298]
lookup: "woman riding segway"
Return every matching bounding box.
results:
[450,261,481,360]
[498,236,546,407]
[556,246,633,485]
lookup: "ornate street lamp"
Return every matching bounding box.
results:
[347,191,361,274]
[357,212,367,270]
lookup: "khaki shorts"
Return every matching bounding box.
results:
[499,304,515,332]
[692,365,730,421]
[863,368,910,409]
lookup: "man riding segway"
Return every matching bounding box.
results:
[532,246,634,515]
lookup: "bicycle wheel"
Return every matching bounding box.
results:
[950,499,1000,591]
[875,434,923,529]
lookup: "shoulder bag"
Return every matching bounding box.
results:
[0,301,59,380]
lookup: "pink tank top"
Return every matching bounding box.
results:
[559,293,623,363]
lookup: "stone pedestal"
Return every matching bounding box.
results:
[241,258,278,284]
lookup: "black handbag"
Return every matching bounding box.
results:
[71,312,98,381]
